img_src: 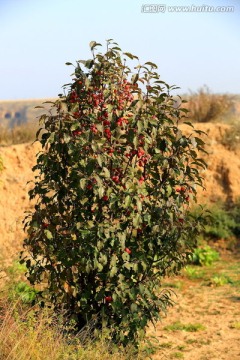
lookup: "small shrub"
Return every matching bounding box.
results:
[209,275,229,287]
[221,121,240,151]
[21,40,206,348]
[184,266,206,280]
[10,281,38,303]
[199,203,236,240]
[186,86,235,123]
[191,246,219,266]
[227,198,240,238]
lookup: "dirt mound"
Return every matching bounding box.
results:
[180,122,240,203]
[0,123,239,264]
[0,142,41,266]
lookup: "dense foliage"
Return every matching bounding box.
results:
[21,40,207,347]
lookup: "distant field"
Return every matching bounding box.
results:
[1,93,240,128]
[0,98,56,128]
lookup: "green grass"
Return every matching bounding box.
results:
[229,322,240,330]
[170,351,184,359]
[159,342,173,349]
[184,266,207,280]
[164,321,206,332]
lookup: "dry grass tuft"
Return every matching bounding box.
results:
[0,122,38,146]
[0,298,147,360]
[185,86,236,123]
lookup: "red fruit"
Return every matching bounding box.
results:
[103,120,110,126]
[112,175,119,183]
[178,218,184,223]
[185,196,190,202]
[72,111,80,118]
[90,125,98,134]
[105,296,113,303]
[72,130,82,137]
[125,248,131,255]
[102,195,109,201]
[176,187,181,192]
[86,184,93,190]
[42,222,49,228]
[137,148,145,158]
[181,186,186,192]
[104,128,111,139]
[137,228,143,235]
[139,176,145,185]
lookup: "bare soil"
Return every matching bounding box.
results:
[149,252,240,360]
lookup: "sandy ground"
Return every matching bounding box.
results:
[149,253,240,360]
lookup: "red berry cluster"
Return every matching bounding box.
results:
[86,178,97,190]
[112,79,134,110]
[72,129,82,137]
[69,90,79,103]
[111,167,123,184]
[90,124,98,134]
[176,186,191,202]
[90,91,104,107]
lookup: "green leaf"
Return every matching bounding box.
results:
[145,61,158,69]
[44,230,53,240]
[130,303,138,312]
[183,121,194,128]
[124,195,131,208]
[133,214,140,227]
[98,186,104,198]
[79,179,86,189]
[123,52,139,60]
[101,167,110,178]
[89,41,97,50]
[86,159,96,175]
[122,252,130,262]
[97,155,102,167]
[132,74,139,84]
[136,198,142,212]
[139,283,145,295]
[110,266,118,277]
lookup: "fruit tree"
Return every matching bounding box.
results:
[21,40,207,347]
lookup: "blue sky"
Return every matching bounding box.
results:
[0,0,239,100]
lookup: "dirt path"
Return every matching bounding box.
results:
[148,253,240,360]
